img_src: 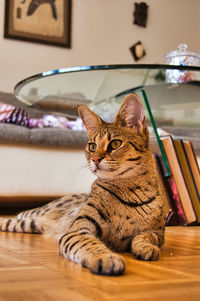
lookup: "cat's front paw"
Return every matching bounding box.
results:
[132,242,161,261]
[82,253,126,275]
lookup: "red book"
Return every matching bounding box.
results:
[154,153,187,226]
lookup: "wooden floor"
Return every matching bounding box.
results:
[0,225,200,301]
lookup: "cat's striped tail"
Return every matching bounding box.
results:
[0,217,43,234]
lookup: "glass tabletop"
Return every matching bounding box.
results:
[14,64,200,127]
[14,64,200,177]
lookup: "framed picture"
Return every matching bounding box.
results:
[4,0,72,48]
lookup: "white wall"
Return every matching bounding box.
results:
[0,0,199,93]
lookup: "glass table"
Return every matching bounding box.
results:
[14,64,200,175]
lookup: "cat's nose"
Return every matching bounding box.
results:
[92,156,104,166]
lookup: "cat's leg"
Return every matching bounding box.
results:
[131,229,165,261]
[59,215,126,275]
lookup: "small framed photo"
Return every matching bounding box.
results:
[4,0,72,48]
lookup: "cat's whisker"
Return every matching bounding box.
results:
[79,164,90,170]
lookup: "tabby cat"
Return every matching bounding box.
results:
[0,94,165,275]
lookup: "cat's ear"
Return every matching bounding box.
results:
[115,94,145,133]
[78,106,103,135]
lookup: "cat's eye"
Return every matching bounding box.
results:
[109,139,122,150]
[88,143,97,152]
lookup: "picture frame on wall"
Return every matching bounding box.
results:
[4,0,72,48]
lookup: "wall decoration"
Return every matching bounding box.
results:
[130,41,146,61]
[133,2,148,27]
[4,0,72,48]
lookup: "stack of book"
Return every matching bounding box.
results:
[156,136,200,226]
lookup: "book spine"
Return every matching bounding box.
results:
[183,140,200,198]
[181,140,200,220]
[161,136,196,225]
[174,139,200,223]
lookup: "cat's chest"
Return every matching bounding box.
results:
[105,216,134,251]
[105,200,156,251]
[91,181,160,250]
[105,210,139,251]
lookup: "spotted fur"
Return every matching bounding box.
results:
[0,94,165,275]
